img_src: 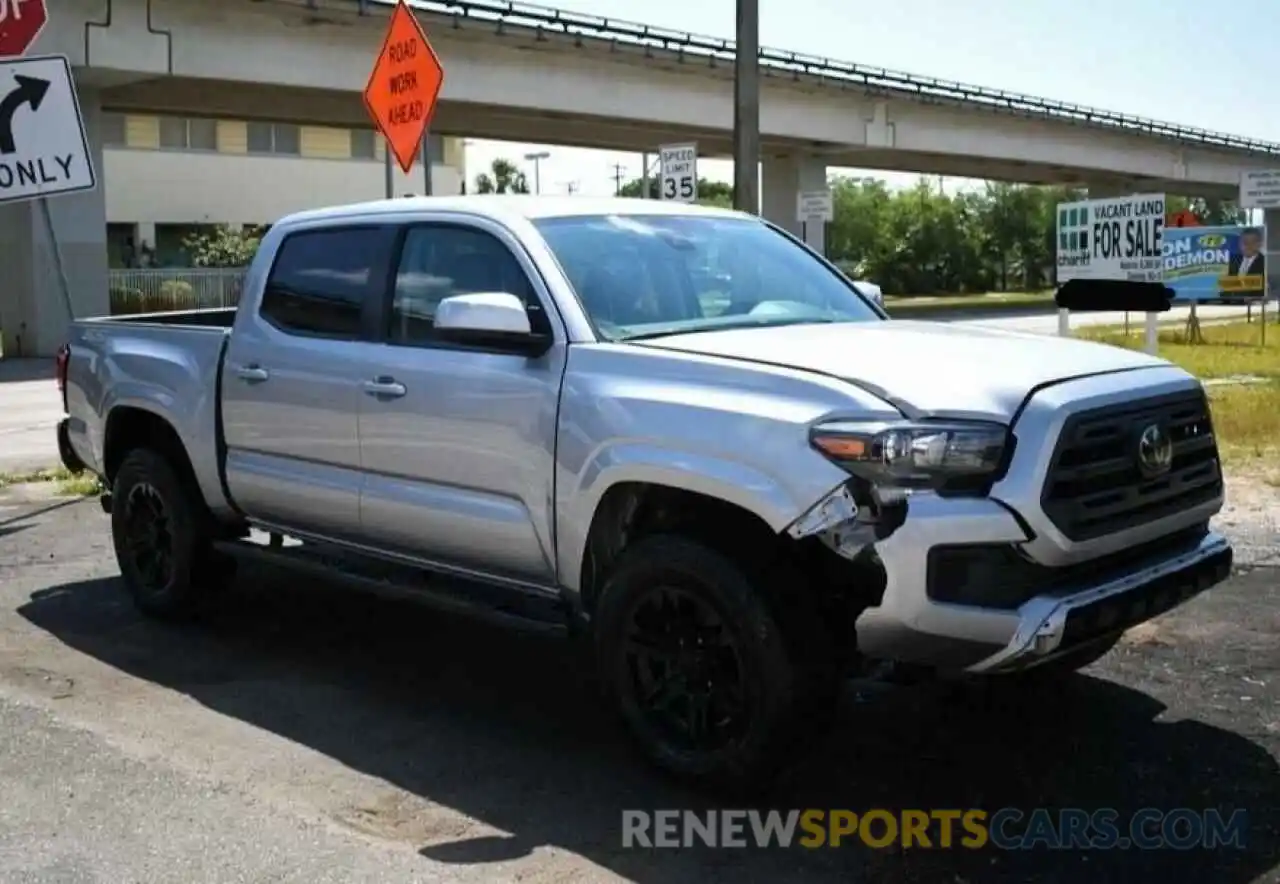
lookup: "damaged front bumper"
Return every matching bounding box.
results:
[787,484,1233,674]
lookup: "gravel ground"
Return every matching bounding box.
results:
[1216,471,1280,569]
[0,478,1276,884]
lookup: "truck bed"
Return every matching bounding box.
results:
[63,310,234,515]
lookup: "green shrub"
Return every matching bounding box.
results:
[157,280,197,311]
[109,287,145,315]
[158,279,194,300]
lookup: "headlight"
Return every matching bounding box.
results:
[810,420,1009,492]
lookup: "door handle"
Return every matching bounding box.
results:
[362,377,407,398]
[236,365,270,383]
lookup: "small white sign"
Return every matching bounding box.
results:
[0,55,95,206]
[1239,169,1280,210]
[659,142,697,203]
[1056,192,1165,283]
[796,190,833,223]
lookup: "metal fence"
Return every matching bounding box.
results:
[109,268,247,315]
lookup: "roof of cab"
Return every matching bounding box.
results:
[275,194,752,228]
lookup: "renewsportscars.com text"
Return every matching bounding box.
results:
[621,808,1247,851]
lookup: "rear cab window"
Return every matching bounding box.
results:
[260,225,398,338]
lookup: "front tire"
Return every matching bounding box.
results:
[110,448,233,620]
[593,535,825,793]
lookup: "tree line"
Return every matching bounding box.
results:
[184,158,1247,299]
[619,173,1245,296]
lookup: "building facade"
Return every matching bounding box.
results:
[100,111,467,267]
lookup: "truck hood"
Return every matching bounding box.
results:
[632,319,1172,421]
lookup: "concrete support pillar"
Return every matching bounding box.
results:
[761,153,828,254]
[136,222,156,249]
[0,85,108,358]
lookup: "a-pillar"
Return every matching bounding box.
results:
[761,153,828,254]
[0,84,109,358]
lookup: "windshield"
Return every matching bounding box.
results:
[533,214,883,341]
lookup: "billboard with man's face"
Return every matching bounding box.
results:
[1161,225,1267,301]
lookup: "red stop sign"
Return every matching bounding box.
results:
[0,0,48,59]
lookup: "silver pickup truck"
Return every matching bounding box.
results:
[57,196,1231,790]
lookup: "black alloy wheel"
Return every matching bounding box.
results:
[121,481,176,596]
[110,447,233,619]
[623,583,749,755]
[594,535,806,793]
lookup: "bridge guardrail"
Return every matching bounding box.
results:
[396,0,1280,154]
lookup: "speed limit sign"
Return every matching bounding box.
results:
[659,142,698,202]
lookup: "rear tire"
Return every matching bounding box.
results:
[593,534,835,794]
[110,448,235,620]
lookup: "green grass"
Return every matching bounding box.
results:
[1077,320,1280,381]
[1078,320,1280,467]
[0,465,103,497]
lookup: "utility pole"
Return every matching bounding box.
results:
[609,163,627,195]
[732,0,760,214]
[383,141,394,199]
[420,133,434,196]
[524,151,550,194]
[560,180,580,195]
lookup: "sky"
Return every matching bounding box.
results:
[462,0,1280,197]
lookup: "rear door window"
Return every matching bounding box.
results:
[261,226,397,338]
[388,224,545,346]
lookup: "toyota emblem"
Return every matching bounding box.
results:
[1137,423,1173,477]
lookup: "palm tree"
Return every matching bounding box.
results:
[474,158,530,194]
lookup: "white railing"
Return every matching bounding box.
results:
[109,268,246,315]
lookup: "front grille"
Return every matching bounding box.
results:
[1041,390,1222,541]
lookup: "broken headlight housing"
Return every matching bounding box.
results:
[809,420,1010,494]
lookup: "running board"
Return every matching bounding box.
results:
[211,533,572,637]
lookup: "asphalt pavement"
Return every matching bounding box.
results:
[0,359,58,475]
[0,486,1277,883]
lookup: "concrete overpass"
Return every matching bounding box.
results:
[5,0,1280,356]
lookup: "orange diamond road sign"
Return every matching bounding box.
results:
[362,0,444,175]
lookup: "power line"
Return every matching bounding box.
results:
[609,163,627,195]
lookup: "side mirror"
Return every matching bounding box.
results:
[434,292,552,355]
[853,279,884,306]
